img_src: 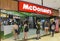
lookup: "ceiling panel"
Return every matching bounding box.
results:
[43,0,60,9]
[21,0,42,5]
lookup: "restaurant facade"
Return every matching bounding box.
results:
[0,0,59,39]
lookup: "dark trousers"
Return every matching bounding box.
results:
[51,30,55,37]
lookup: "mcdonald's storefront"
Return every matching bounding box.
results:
[18,1,59,32]
[0,1,59,39]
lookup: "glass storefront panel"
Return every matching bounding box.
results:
[0,9,51,40]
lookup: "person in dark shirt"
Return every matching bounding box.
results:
[36,20,41,40]
[23,21,29,40]
[51,21,56,37]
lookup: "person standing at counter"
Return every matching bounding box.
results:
[36,20,41,40]
[13,22,19,40]
[23,21,29,40]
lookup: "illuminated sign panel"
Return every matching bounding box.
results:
[18,1,53,15]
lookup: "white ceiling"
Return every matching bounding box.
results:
[43,0,60,9]
[21,0,60,10]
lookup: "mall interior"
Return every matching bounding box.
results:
[0,0,60,41]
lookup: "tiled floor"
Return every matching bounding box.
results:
[1,33,60,41]
[1,29,46,41]
[28,33,60,41]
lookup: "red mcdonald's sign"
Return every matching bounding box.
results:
[18,1,53,16]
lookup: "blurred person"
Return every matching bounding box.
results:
[59,23,60,32]
[50,20,56,37]
[0,22,1,28]
[59,19,60,32]
[12,22,19,40]
[44,21,49,35]
[36,20,41,40]
[0,22,1,40]
[23,21,29,40]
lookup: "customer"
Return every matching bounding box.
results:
[51,20,56,37]
[59,23,60,32]
[0,22,1,28]
[44,21,49,35]
[0,22,1,40]
[23,21,29,40]
[59,20,60,32]
[12,22,19,40]
[36,20,41,40]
